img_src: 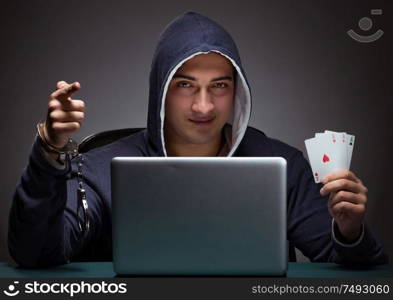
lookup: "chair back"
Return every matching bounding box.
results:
[78,128,145,153]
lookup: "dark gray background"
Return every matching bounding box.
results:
[0,0,392,264]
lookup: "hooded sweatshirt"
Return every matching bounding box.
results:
[9,12,386,267]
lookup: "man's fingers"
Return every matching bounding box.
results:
[51,122,81,133]
[48,99,85,112]
[320,178,366,196]
[56,80,68,89]
[327,190,367,208]
[48,110,84,123]
[51,81,81,101]
[45,81,83,148]
[322,170,360,185]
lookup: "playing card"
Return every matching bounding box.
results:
[305,132,348,183]
[323,130,355,169]
[346,134,355,169]
[318,131,347,169]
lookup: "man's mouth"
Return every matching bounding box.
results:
[189,117,215,125]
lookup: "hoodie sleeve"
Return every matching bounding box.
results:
[286,150,387,265]
[8,137,106,267]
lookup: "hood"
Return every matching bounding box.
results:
[147,11,252,156]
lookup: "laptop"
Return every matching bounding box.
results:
[111,157,287,276]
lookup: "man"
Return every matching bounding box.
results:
[9,12,386,267]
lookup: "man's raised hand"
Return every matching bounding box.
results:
[44,81,85,149]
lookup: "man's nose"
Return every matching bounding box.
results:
[191,89,214,114]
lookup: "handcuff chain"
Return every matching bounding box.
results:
[75,152,90,235]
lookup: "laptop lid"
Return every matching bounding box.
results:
[111,157,287,275]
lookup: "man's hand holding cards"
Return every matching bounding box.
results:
[305,130,368,242]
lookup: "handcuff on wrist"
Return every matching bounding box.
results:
[36,121,90,235]
[36,122,79,157]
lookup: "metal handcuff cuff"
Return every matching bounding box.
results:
[37,122,90,235]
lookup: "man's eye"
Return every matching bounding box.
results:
[213,82,228,88]
[177,81,191,88]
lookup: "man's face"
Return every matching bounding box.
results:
[164,52,234,147]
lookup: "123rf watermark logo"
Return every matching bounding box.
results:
[2,280,127,297]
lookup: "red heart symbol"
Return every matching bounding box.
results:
[322,154,330,163]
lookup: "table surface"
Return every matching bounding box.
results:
[0,262,392,278]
